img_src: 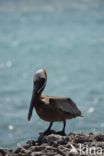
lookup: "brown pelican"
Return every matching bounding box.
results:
[28,69,82,135]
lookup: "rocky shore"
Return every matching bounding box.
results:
[0,133,104,156]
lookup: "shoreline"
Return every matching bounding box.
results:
[0,133,104,156]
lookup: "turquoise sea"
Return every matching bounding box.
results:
[0,0,104,148]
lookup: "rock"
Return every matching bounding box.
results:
[31,151,42,156]
[26,140,36,146]
[1,133,104,156]
[0,149,5,156]
[74,135,92,143]
[95,135,104,142]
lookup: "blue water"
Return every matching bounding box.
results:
[0,0,104,148]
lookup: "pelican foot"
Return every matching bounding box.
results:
[39,129,56,136]
[55,131,66,136]
[44,129,56,135]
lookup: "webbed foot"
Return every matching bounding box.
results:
[55,131,66,136]
[44,129,56,135]
[39,129,56,136]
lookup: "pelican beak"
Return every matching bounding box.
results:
[28,89,35,121]
[28,78,46,121]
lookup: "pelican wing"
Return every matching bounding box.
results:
[49,97,81,117]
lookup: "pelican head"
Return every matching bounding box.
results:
[28,69,47,120]
[33,69,47,94]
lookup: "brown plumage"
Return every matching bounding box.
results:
[28,69,82,135]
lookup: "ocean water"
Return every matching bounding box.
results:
[0,0,104,148]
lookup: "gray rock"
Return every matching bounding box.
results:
[1,133,104,156]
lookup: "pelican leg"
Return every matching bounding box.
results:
[62,120,66,134]
[47,122,53,131]
[56,120,66,136]
[44,122,55,135]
